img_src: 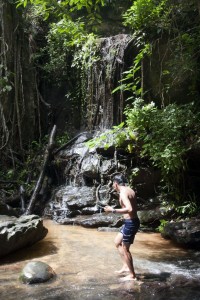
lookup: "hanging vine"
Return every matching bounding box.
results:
[0,0,43,176]
[0,1,11,151]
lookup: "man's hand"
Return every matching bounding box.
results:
[104,205,114,213]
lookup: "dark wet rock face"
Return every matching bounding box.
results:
[162,218,200,248]
[20,261,55,284]
[50,186,97,219]
[48,132,160,224]
[81,154,100,179]
[138,206,172,230]
[59,186,96,209]
[0,215,48,257]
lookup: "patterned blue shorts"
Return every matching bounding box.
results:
[120,218,140,244]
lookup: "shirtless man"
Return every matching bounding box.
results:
[104,173,140,281]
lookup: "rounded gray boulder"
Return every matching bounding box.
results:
[20,261,55,284]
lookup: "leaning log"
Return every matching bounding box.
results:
[25,125,57,215]
[53,131,94,155]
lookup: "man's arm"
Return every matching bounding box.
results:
[104,192,132,214]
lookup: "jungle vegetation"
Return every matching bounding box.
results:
[0,0,200,216]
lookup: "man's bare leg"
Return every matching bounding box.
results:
[114,233,129,273]
[119,243,136,281]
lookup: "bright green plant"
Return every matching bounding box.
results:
[158,219,169,233]
[122,0,200,103]
[72,33,100,71]
[123,0,170,33]
[16,0,106,26]
[86,122,137,150]
[44,19,100,117]
[124,99,200,195]
[112,42,151,99]
[174,194,199,217]
[43,19,87,77]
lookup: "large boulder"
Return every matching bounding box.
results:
[162,218,200,248]
[20,261,55,284]
[0,215,48,257]
[81,154,100,179]
[48,186,96,219]
[138,206,170,225]
[61,186,96,209]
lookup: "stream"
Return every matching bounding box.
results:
[0,219,200,300]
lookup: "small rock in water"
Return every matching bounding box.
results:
[20,261,55,284]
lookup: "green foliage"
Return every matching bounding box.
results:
[44,19,87,77]
[112,42,151,99]
[122,0,200,102]
[86,122,137,150]
[123,0,169,33]
[124,100,200,183]
[122,0,198,35]
[44,18,99,116]
[72,33,100,70]
[55,132,70,146]
[175,202,198,217]
[158,219,169,233]
[166,31,200,89]
[16,0,106,26]
[6,169,15,179]
[0,139,47,199]
[173,193,199,217]
[16,0,106,11]
[0,64,13,94]
[48,19,86,48]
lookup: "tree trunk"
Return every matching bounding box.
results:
[197,0,200,16]
[0,0,44,158]
[25,125,57,215]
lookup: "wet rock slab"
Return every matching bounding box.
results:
[56,212,123,228]
[0,214,48,257]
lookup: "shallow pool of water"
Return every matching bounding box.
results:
[0,220,199,300]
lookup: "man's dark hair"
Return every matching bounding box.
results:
[112,173,128,186]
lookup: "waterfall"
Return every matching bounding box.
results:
[86,34,133,130]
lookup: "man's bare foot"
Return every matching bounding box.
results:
[115,267,130,274]
[119,274,137,282]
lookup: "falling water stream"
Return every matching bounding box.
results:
[0,219,200,300]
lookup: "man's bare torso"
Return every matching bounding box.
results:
[119,186,138,219]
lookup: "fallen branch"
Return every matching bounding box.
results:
[54,131,94,155]
[0,180,19,184]
[25,125,57,215]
